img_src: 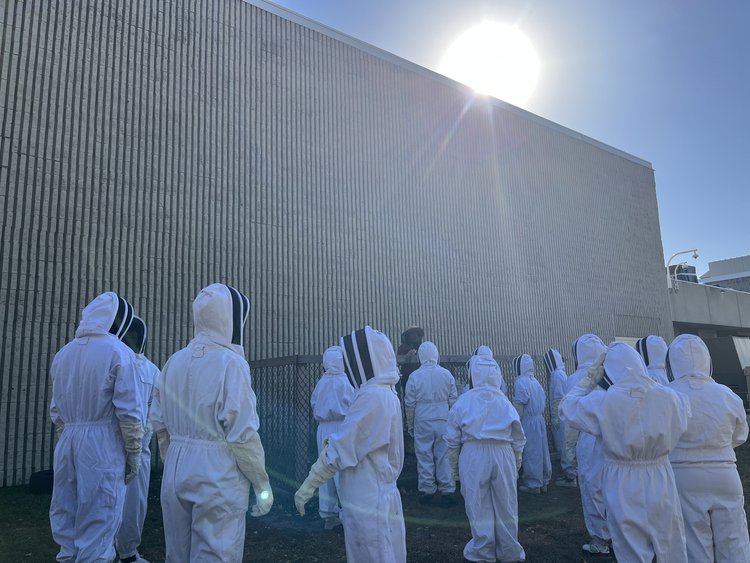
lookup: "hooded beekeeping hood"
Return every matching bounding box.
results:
[121,315,147,355]
[418,341,439,366]
[341,326,400,389]
[467,345,494,389]
[571,334,606,371]
[666,334,712,382]
[323,345,346,376]
[192,283,250,354]
[636,335,668,371]
[602,342,653,389]
[470,357,504,390]
[513,354,535,378]
[75,292,134,339]
[543,349,564,375]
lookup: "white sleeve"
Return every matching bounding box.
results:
[218,358,260,445]
[559,388,603,437]
[149,367,165,433]
[448,374,458,408]
[325,393,390,471]
[443,402,463,449]
[404,377,417,409]
[112,351,144,427]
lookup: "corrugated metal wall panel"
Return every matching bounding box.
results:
[0,0,671,485]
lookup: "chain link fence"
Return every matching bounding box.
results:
[247,354,556,490]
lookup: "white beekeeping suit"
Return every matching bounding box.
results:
[560,342,690,563]
[512,354,551,493]
[295,326,406,563]
[116,316,158,563]
[636,335,669,385]
[310,345,356,529]
[49,292,145,563]
[151,284,273,563]
[463,345,507,395]
[444,357,526,563]
[668,334,750,562]
[564,334,610,555]
[404,341,458,503]
[544,349,575,486]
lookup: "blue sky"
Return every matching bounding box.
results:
[267,0,748,276]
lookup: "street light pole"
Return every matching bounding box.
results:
[666,249,699,291]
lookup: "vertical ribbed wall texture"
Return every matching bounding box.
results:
[0,0,671,485]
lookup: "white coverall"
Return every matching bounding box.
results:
[636,335,669,385]
[445,358,526,563]
[310,346,356,520]
[564,334,610,545]
[296,326,406,563]
[152,284,272,563]
[116,355,159,561]
[545,349,573,478]
[668,334,750,562]
[404,341,458,495]
[49,292,145,563]
[560,342,690,563]
[512,354,551,489]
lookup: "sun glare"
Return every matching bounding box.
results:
[439,22,540,108]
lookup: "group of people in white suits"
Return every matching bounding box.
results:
[48,290,750,563]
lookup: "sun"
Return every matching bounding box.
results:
[439,22,540,108]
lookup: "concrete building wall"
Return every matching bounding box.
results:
[0,0,670,485]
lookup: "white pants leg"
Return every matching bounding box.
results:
[317,422,343,519]
[50,425,126,563]
[432,420,455,494]
[117,433,152,558]
[414,419,437,494]
[162,442,250,563]
[603,458,687,563]
[673,463,750,563]
[521,415,552,488]
[576,434,609,541]
[460,441,525,563]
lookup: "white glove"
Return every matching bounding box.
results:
[405,407,415,437]
[119,421,144,484]
[447,447,460,481]
[578,353,606,392]
[156,430,170,461]
[125,451,141,484]
[230,433,274,517]
[294,441,337,516]
[55,424,64,441]
[119,421,144,453]
[515,449,523,472]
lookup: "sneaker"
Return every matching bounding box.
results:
[418,493,435,505]
[518,485,541,494]
[119,555,150,563]
[324,517,342,530]
[582,542,610,555]
[440,493,457,506]
[555,476,577,488]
